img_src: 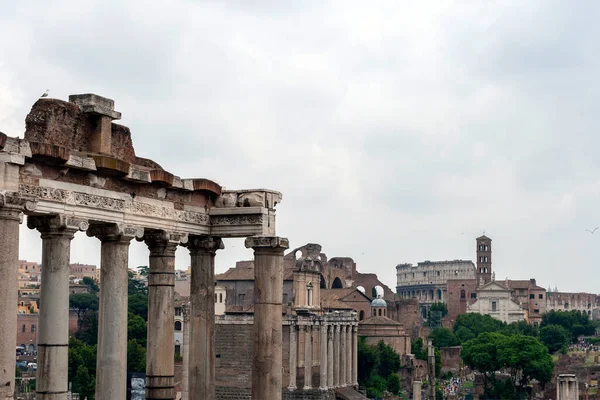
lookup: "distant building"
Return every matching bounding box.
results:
[467,281,526,324]
[69,263,97,281]
[546,291,600,320]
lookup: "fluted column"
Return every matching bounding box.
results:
[143,230,187,400]
[303,325,312,389]
[0,194,34,400]
[88,224,142,400]
[186,236,223,400]
[352,325,358,386]
[319,323,327,390]
[333,325,340,387]
[288,323,297,390]
[327,326,333,388]
[340,324,346,386]
[182,304,190,400]
[28,215,88,399]
[245,236,289,400]
[346,325,352,385]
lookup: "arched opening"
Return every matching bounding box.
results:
[378,309,382,316]
[307,282,313,306]
[332,277,343,289]
[320,274,327,289]
[460,290,466,299]
[372,287,377,298]
[174,321,182,331]
[219,293,223,303]
[437,289,442,300]
[359,310,364,320]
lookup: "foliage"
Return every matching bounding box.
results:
[137,265,149,277]
[128,270,147,296]
[429,328,459,348]
[453,313,506,344]
[429,302,448,317]
[539,324,570,353]
[73,365,95,399]
[411,338,427,360]
[70,293,99,316]
[128,313,147,347]
[82,276,99,293]
[462,332,554,397]
[358,338,404,397]
[128,293,149,321]
[127,339,146,373]
[541,310,595,342]
[68,337,97,384]
[503,320,539,338]
[386,373,401,395]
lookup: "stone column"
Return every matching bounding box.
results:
[319,323,327,390]
[288,323,297,390]
[413,381,422,400]
[333,325,340,387]
[0,194,33,400]
[340,324,346,386]
[182,304,190,400]
[352,325,358,386]
[186,236,223,400]
[303,325,312,389]
[143,230,186,400]
[28,215,88,399]
[327,325,334,388]
[346,325,352,385]
[88,224,142,400]
[245,236,289,400]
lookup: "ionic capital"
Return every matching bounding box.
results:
[245,235,289,253]
[87,223,144,242]
[141,229,188,257]
[0,190,37,220]
[186,235,224,256]
[27,214,88,237]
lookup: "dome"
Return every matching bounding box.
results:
[371,297,387,307]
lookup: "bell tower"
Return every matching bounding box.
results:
[476,235,492,286]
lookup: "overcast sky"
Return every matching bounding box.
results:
[2,1,600,293]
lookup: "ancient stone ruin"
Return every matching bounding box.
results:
[0,94,288,400]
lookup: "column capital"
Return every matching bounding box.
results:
[186,235,224,255]
[141,229,188,256]
[0,190,37,219]
[245,236,289,252]
[27,214,88,237]
[87,223,144,242]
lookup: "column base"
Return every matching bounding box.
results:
[303,386,312,390]
[319,386,328,391]
[287,385,297,391]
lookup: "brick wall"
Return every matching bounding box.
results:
[215,323,254,395]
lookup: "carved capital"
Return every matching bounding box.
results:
[87,223,144,242]
[186,235,224,255]
[27,214,88,237]
[0,190,37,216]
[245,235,289,252]
[141,229,188,257]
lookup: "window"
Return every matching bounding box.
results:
[174,321,182,331]
[460,290,466,299]
[491,301,497,312]
[21,325,25,333]
[31,324,35,333]
[534,309,540,314]
[484,256,488,262]
[437,271,440,276]
[219,293,223,303]
[539,294,543,299]
[175,307,182,316]
[564,302,569,309]
[359,310,364,320]
[423,272,426,277]
[529,294,535,299]
[470,293,477,299]
[378,309,382,316]
[175,345,181,356]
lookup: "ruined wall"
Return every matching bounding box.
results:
[215,322,253,399]
[446,279,478,324]
[440,346,462,374]
[388,299,422,338]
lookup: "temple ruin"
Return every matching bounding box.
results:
[0,94,287,400]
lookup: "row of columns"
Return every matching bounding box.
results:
[287,322,358,391]
[0,203,289,400]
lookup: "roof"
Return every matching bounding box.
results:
[505,279,544,291]
[371,298,387,307]
[359,315,402,326]
[478,281,509,291]
[476,235,491,240]
[320,288,367,310]
[216,265,295,281]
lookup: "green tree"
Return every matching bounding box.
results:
[377,340,400,378]
[429,302,448,317]
[357,337,379,385]
[461,332,506,391]
[137,265,149,278]
[366,375,387,399]
[128,293,149,321]
[70,293,99,321]
[128,270,147,296]
[453,313,506,343]
[539,324,570,353]
[127,339,146,373]
[386,373,401,395]
[498,334,554,391]
[73,365,95,399]
[411,337,427,360]
[81,276,99,293]
[128,313,147,347]
[429,328,459,348]
[541,310,595,342]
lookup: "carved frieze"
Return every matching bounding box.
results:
[210,215,263,226]
[0,190,37,213]
[245,235,289,250]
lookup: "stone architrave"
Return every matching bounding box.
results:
[28,214,88,399]
[288,323,297,390]
[0,192,35,399]
[186,236,224,400]
[319,323,328,390]
[327,326,334,388]
[88,223,143,400]
[245,236,289,400]
[142,230,187,400]
[303,325,312,389]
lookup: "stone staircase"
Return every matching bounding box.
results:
[335,387,369,400]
